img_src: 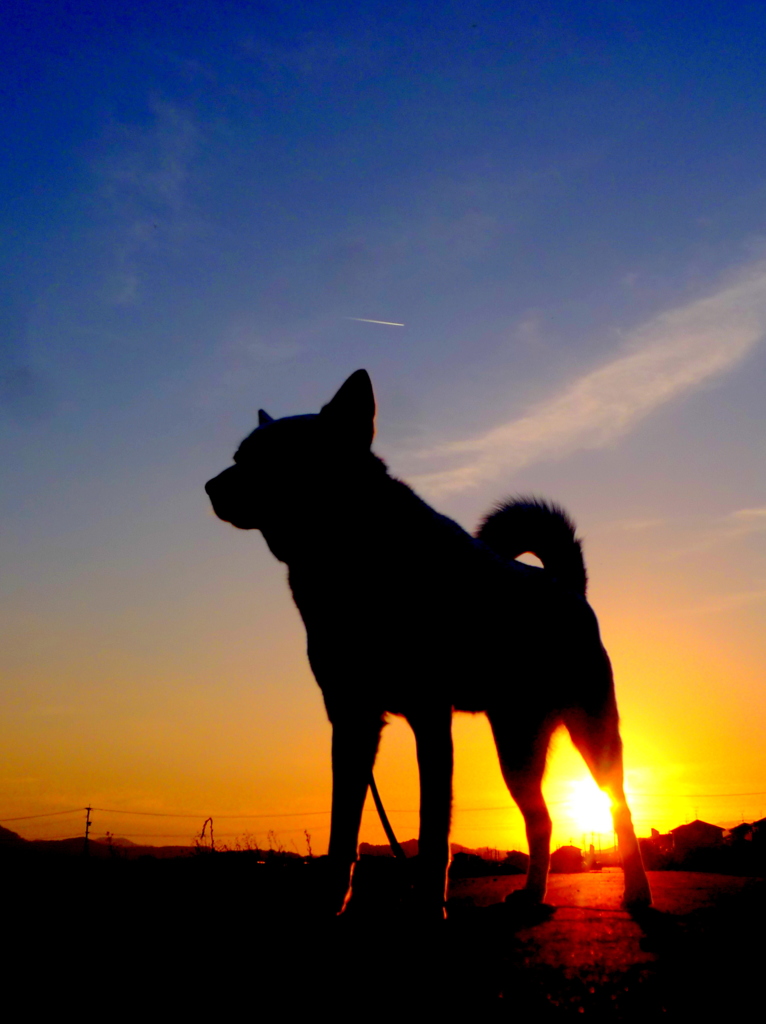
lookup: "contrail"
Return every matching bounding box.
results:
[344,317,405,326]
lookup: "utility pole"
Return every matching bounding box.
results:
[83,806,92,857]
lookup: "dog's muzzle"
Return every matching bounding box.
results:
[205,469,251,528]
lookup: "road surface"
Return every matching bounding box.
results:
[440,868,762,1015]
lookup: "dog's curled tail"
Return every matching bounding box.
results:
[477,496,587,596]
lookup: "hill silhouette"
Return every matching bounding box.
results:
[0,826,193,859]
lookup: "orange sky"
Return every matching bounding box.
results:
[3,507,764,852]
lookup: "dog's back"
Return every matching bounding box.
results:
[286,465,601,717]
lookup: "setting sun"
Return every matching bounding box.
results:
[567,778,614,837]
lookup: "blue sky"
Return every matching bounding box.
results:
[2,2,765,845]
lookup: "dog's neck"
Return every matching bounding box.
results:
[259,453,400,566]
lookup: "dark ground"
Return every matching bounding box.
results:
[4,849,762,1018]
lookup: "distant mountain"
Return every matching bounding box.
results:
[26,837,196,859]
[359,838,420,858]
[0,834,198,859]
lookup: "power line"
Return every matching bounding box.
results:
[87,802,561,817]
[29,834,89,841]
[92,829,329,839]
[630,791,766,799]
[5,789,766,826]
[90,807,333,819]
[0,808,83,822]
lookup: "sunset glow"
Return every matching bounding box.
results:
[2,4,765,862]
[567,779,614,839]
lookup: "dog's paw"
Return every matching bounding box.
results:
[502,888,556,923]
[406,891,447,927]
[623,893,653,918]
[623,881,653,915]
[306,856,353,919]
[504,887,544,906]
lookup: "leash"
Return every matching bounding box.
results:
[369,771,407,860]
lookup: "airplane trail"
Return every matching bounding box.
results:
[344,317,405,326]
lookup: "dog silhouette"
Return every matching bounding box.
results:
[205,370,651,918]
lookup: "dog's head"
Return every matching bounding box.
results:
[205,369,376,532]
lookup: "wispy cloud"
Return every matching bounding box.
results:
[729,506,766,526]
[193,328,311,409]
[244,340,307,364]
[99,101,199,304]
[0,363,53,422]
[666,504,766,559]
[617,518,667,532]
[414,262,766,493]
[239,30,377,79]
[681,587,766,617]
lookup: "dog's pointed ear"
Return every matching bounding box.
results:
[258,409,274,427]
[320,369,376,446]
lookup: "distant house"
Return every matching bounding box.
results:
[727,822,754,844]
[640,817,766,872]
[669,820,724,856]
[638,828,674,869]
[503,850,530,874]
[449,852,491,878]
[728,818,766,847]
[649,828,673,853]
[550,845,585,873]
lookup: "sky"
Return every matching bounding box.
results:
[1,1,765,852]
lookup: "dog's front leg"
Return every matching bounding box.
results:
[326,711,383,915]
[409,705,453,920]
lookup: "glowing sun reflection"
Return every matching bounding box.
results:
[568,778,613,835]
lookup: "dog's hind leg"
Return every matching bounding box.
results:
[564,690,652,910]
[488,707,556,904]
[326,711,384,914]
[408,705,454,920]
